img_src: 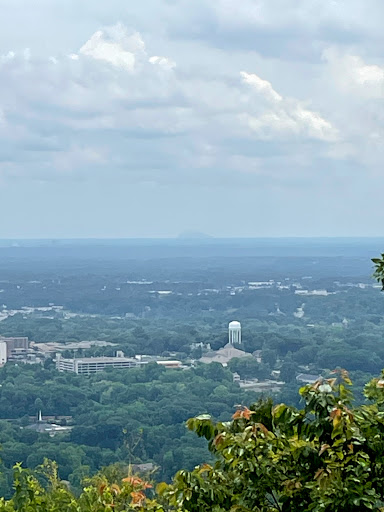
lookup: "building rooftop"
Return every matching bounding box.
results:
[156,360,182,366]
[296,373,321,384]
[64,356,139,364]
[25,422,72,436]
[33,340,117,353]
[200,343,249,365]
[131,463,157,473]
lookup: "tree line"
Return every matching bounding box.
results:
[2,370,384,511]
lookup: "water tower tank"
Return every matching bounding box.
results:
[228,321,241,345]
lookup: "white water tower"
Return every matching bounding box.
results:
[228,321,241,345]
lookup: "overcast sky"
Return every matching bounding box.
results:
[1,1,384,238]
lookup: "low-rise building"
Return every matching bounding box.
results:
[25,411,72,437]
[32,340,117,357]
[0,336,29,359]
[232,372,241,382]
[56,354,147,375]
[296,373,321,384]
[156,360,183,369]
[239,379,284,393]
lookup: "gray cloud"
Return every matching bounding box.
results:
[162,0,384,60]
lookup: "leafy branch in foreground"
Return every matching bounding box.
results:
[372,254,384,289]
[162,369,384,512]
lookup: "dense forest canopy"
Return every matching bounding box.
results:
[0,362,258,497]
[2,371,384,511]
[0,240,382,510]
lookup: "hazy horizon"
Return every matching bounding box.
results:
[0,236,383,259]
[1,235,384,241]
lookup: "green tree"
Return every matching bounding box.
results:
[229,357,270,380]
[373,254,384,289]
[280,359,297,383]
[261,348,277,368]
[34,398,43,414]
[0,460,164,512]
[163,370,384,511]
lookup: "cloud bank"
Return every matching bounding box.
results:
[1,0,384,237]
[0,21,358,187]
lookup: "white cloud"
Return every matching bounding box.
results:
[240,71,337,141]
[149,55,176,70]
[241,72,282,103]
[323,48,384,98]
[1,51,15,63]
[79,25,145,71]
[293,105,337,141]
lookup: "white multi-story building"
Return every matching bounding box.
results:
[56,354,147,375]
[0,341,7,366]
[228,321,242,345]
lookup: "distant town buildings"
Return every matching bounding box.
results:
[295,289,335,296]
